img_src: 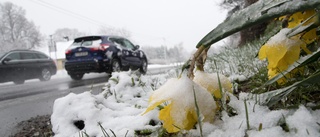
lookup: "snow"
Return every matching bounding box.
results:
[51,70,169,137]
[51,69,320,137]
[265,28,303,48]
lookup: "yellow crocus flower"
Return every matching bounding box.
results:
[142,76,216,133]
[193,71,232,99]
[260,9,319,84]
[287,10,318,53]
[259,28,305,84]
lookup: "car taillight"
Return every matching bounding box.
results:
[65,49,71,54]
[100,44,109,51]
[90,47,99,51]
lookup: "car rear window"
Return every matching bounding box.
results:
[70,39,102,47]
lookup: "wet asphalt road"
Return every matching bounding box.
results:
[0,72,110,137]
[0,65,177,136]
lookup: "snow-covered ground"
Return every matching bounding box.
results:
[51,68,320,137]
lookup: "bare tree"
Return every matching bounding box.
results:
[98,26,131,38]
[0,2,43,51]
[53,28,86,42]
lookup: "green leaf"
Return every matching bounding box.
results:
[197,0,320,48]
[262,70,320,107]
[264,86,297,107]
[265,49,320,85]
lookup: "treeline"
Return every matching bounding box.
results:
[141,43,191,64]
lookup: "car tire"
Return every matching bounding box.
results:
[139,58,148,74]
[70,73,84,80]
[39,68,52,81]
[111,59,121,72]
[13,79,25,85]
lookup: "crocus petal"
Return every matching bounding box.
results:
[142,99,166,115]
[258,45,267,60]
[265,43,287,69]
[287,10,316,28]
[143,75,216,133]
[282,42,301,66]
[301,29,318,45]
[158,103,180,133]
[193,71,232,99]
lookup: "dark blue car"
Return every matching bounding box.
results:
[64,35,148,80]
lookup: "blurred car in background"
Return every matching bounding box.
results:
[64,35,148,80]
[0,49,57,84]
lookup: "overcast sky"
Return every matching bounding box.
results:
[0,0,227,52]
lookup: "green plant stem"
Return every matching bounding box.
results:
[193,87,203,137]
[244,100,250,130]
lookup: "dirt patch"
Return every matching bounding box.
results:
[10,115,54,137]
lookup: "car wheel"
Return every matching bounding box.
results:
[140,59,148,74]
[13,79,25,85]
[39,68,52,81]
[112,59,121,72]
[70,73,84,80]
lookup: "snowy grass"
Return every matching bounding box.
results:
[51,67,320,137]
[51,22,320,137]
[204,21,281,82]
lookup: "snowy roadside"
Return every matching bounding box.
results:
[51,70,320,137]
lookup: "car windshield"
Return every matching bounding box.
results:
[0,52,5,58]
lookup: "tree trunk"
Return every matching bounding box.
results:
[238,0,265,47]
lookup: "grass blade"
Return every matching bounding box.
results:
[244,100,250,129]
[98,122,110,137]
[193,86,203,137]
[110,129,117,137]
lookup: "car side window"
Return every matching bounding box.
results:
[122,39,135,50]
[35,53,49,59]
[109,38,126,48]
[21,52,37,60]
[6,52,21,60]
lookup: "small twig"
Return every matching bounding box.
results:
[187,46,206,79]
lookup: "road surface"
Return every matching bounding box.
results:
[0,64,179,136]
[0,72,110,136]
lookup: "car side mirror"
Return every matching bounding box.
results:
[135,45,140,50]
[2,58,11,64]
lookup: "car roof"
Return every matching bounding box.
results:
[10,49,35,52]
[74,35,126,41]
[0,49,49,60]
[9,49,43,53]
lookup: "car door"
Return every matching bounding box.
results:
[0,52,24,82]
[109,37,131,67]
[20,51,39,79]
[121,38,141,66]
